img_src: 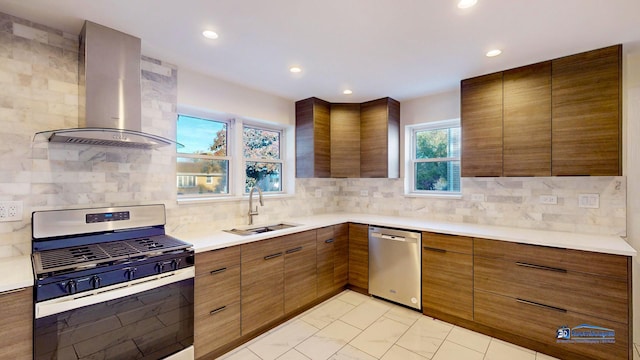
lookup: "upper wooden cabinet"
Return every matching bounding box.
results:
[360,97,400,178]
[551,45,621,176]
[295,97,400,178]
[461,44,621,177]
[296,97,331,178]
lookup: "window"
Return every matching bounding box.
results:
[243,126,283,193]
[409,119,461,195]
[176,115,230,196]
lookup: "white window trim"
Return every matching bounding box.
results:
[241,123,285,195]
[405,118,462,198]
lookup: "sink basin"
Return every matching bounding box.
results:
[223,223,298,236]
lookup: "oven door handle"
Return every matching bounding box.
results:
[35,267,195,319]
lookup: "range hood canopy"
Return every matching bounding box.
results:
[34,21,181,149]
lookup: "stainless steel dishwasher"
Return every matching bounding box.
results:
[368,226,422,310]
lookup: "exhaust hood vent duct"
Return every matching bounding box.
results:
[34,21,181,149]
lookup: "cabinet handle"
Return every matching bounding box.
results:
[516,298,567,313]
[423,246,447,253]
[264,252,283,260]
[325,238,335,243]
[210,267,227,275]
[516,262,567,273]
[285,246,303,254]
[209,305,227,315]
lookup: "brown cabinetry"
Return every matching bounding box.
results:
[283,230,317,313]
[348,223,369,290]
[360,97,400,178]
[474,238,631,360]
[194,246,241,358]
[422,233,473,321]
[331,104,361,178]
[296,97,331,178]
[0,287,32,360]
[316,223,349,297]
[333,223,349,287]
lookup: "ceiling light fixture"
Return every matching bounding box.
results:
[457,0,478,9]
[202,30,219,39]
[289,66,302,73]
[486,49,502,57]
[343,89,353,95]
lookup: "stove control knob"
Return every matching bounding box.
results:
[65,280,77,294]
[125,267,137,280]
[156,262,165,274]
[171,258,181,270]
[90,275,101,289]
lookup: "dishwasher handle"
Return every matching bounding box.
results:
[370,232,416,243]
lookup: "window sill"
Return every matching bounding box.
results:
[177,192,295,205]
[404,192,463,200]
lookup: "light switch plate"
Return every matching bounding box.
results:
[360,189,369,197]
[578,193,600,208]
[539,195,558,205]
[315,189,322,198]
[471,194,485,202]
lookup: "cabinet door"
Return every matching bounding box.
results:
[333,223,349,288]
[296,97,331,178]
[331,103,361,178]
[284,230,318,314]
[461,72,503,177]
[348,223,369,290]
[360,97,400,178]
[551,45,621,176]
[0,287,32,359]
[316,226,335,297]
[503,61,552,176]
[241,237,284,334]
[422,233,473,321]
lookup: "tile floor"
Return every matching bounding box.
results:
[218,290,566,360]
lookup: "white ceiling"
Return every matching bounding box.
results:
[1,0,640,102]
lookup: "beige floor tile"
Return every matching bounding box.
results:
[218,347,261,360]
[340,297,390,330]
[349,316,409,357]
[382,305,422,326]
[248,319,319,360]
[395,317,453,358]
[484,339,536,360]
[336,290,370,306]
[330,344,378,360]
[432,340,484,360]
[535,352,561,360]
[296,320,361,360]
[278,348,312,360]
[445,325,491,353]
[301,299,356,329]
[380,345,427,360]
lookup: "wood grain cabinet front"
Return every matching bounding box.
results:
[316,226,335,297]
[333,223,349,288]
[0,287,32,360]
[283,230,317,314]
[421,232,473,321]
[194,246,241,359]
[348,223,369,291]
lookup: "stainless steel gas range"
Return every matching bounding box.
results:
[31,204,195,360]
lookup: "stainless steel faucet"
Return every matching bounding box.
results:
[248,185,264,225]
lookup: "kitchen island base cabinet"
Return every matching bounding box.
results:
[0,287,32,359]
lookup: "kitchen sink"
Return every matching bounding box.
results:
[223,223,299,236]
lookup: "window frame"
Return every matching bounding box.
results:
[241,123,285,195]
[407,119,462,197]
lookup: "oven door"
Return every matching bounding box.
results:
[34,268,194,360]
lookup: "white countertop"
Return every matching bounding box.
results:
[176,212,637,257]
[0,255,33,293]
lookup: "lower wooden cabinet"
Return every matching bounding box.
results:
[422,232,473,321]
[0,287,32,359]
[317,226,335,297]
[284,230,317,313]
[333,223,349,287]
[348,223,369,290]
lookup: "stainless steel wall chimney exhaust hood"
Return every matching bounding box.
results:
[34,21,180,149]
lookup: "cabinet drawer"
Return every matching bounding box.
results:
[475,257,628,324]
[194,301,241,358]
[241,237,284,263]
[195,265,241,308]
[474,238,628,279]
[422,249,473,320]
[282,230,317,251]
[475,290,628,360]
[423,232,473,254]
[195,246,240,277]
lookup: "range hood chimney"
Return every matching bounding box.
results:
[34,21,179,149]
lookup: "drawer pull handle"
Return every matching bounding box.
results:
[285,246,303,254]
[516,262,567,273]
[516,298,567,313]
[209,306,227,315]
[210,267,227,275]
[325,239,335,244]
[423,246,447,253]
[264,252,283,260]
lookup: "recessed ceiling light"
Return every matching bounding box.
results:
[343,89,353,95]
[486,49,502,57]
[289,66,302,73]
[457,0,478,9]
[202,30,219,39]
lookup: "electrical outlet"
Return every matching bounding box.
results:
[360,189,369,197]
[315,189,322,198]
[0,201,23,222]
[539,195,558,205]
[578,193,600,209]
[471,193,485,202]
